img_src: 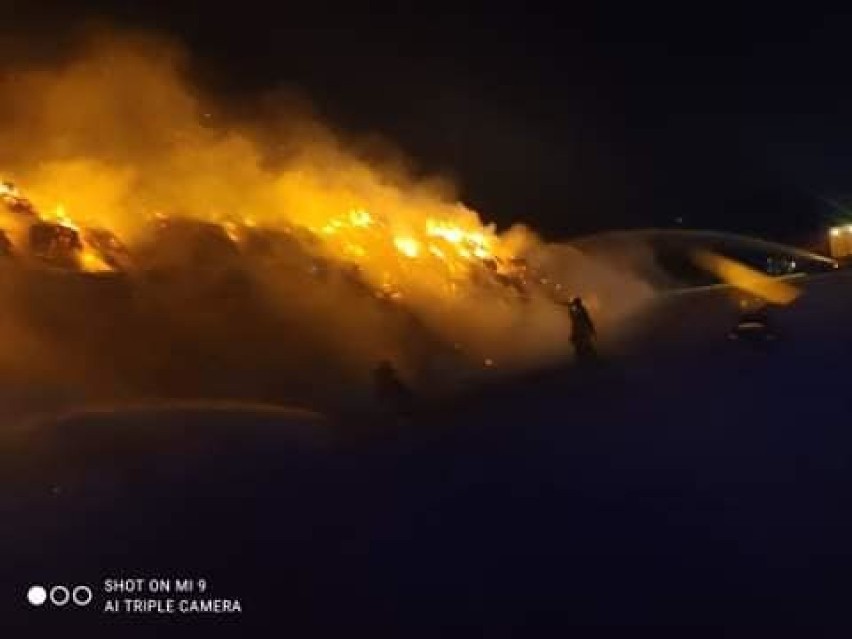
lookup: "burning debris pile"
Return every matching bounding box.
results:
[0,30,654,415]
[0,177,542,307]
[0,163,572,407]
[0,31,549,312]
[1,180,125,271]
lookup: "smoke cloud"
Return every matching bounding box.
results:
[0,28,654,420]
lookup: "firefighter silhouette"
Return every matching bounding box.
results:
[568,296,597,362]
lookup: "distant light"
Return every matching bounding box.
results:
[831,227,841,237]
[847,225,852,233]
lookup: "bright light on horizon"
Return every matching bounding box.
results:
[829,226,852,260]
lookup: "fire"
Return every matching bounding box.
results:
[393,236,420,258]
[425,219,495,260]
[0,37,537,293]
[0,34,569,378]
[79,248,114,272]
[0,193,118,272]
[269,188,527,302]
[0,182,17,198]
[344,243,367,257]
[222,221,240,243]
[349,208,373,228]
[0,176,528,290]
[51,205,78,230]
[428,245,445,259]
[47,204,117,272]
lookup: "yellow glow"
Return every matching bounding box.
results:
[393,236,420,258]
[0,33,547,366]
[427,219,464,243]
[222,221,240,242]
[79,248,114,272]
[428,244,445,259]
[348,208,373,227]
[344,243,366,257]
[692,250,800,305]
[51,204,78,230]
[19,202,119,272]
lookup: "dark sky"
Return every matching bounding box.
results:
[4,2,852,242]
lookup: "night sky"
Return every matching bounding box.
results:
[4,2,852,243]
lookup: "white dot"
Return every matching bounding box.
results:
[27,585,47,606]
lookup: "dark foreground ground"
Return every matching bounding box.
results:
[2,272,852,637]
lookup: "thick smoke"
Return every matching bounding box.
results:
[0,28,654,419]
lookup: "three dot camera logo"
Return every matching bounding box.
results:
[27,584,93,608]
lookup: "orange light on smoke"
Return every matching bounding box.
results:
[692,249,800,305]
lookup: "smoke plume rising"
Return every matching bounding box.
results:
[0,28,654,420]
